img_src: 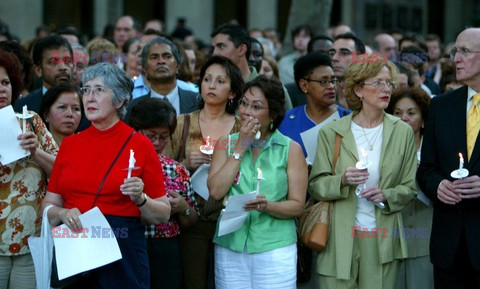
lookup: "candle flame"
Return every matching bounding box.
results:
[361,148,367,157]
[459,153,463,159]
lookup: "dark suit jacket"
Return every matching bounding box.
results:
[14,88,43,113]
[125,87,199,123]
[417,85,480,270]
[285,83,306,108]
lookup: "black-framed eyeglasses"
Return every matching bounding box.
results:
[449,47,480,61]
[363,80,397,90]
[304,78,338,87]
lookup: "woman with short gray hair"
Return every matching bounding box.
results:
[42,63,171,288]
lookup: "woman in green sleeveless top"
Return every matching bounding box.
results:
[208,76,308,289]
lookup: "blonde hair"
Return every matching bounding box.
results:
[85,38,118,66]
[344,56,398,111]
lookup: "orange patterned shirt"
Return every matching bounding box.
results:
[0,111,58,255]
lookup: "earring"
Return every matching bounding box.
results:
[269,122,273,130]
[227,99,233,107]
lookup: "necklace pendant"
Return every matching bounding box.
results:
[369,146,373,151]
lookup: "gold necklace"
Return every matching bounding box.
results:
[361,125,382,151]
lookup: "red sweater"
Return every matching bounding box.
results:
[48,121,165,217]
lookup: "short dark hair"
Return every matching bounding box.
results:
[57,27,80,40]
[243,75,285,131]
[32,35,73,66]
[386,86,431,135]
[294,52,333,90]
[291,24,314,42]
[211,24,251,58]
[40,84,81,126]
[196,56,244,114]
[129,98,177,136]
[307,35,333,53]
[0,50,23,104]
[335,32,366,54]
[122,37,139,54]
[141,36,183,68]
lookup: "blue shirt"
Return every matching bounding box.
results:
[279,105,350,157]
[131,74,198,99]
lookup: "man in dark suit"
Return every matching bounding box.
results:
[417,27,480,289]
[14,35,73,113]
[126,36,198,121]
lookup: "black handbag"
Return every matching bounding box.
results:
[50,131,135,288]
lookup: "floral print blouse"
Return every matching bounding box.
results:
[0,112,58,255]
[145,154,196,238]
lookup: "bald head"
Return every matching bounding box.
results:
[114,16,136,48]
[453,28,480,90]
[374,33,397,58]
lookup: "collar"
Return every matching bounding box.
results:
[468,86,479,102]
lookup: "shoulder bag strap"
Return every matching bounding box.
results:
[332,133,341,175]
[91,131,136,208]
[177,114,190,162]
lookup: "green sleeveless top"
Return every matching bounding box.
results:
[213,130,297,253]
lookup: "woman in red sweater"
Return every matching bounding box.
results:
[42,63,171,289]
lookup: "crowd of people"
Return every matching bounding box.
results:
[0,13,479,289]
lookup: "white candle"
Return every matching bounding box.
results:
[127,149,136,178]
[459,153,464,170]
[361,148,368,166]
[256,168,263,194]
[22,105,27,134]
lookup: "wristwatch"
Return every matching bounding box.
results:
[183,207,191,216]
[232,152,242,161]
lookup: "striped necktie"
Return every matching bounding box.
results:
[467,93,480,160]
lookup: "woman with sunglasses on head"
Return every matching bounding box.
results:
[163,55,244,289]
[279,52,350,164]
[208,76,308,289]
[309,56,418,289]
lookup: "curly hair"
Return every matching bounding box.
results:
[0,50,23,105]
[344,56,398,111]
[386,86,431,134]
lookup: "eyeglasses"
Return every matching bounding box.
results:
[239,98,268,111]
[141,130,170,143]
[363,80,397,90]
[79,86,109,96]
[328,48,352,57]
[304,78,337,87]
[449,47,480,61]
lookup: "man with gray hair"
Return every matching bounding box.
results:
[127,37,198,119]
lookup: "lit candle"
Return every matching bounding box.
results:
[206,136,211,148]
[256,168,263,195]
[361,148,368,166]
[459,153,464,170]
[127,149,136,178]
[22,105,27,134]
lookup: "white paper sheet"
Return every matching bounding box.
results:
[52,207,122,280]
[190,163,210,200]
[218,192,258,236]
[0,105,30,165]
[301,113,339,165]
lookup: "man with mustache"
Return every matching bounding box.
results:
[126,37,198,119]
[14,35,73,114]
